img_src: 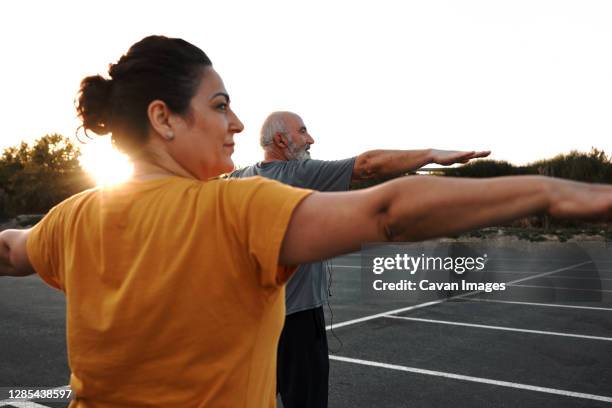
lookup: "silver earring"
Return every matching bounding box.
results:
[166,131,174,141]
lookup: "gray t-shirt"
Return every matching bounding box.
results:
[230,158,356,315]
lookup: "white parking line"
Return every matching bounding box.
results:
[538,276,612,281]
[331,266,541,274]
[329,355,612,403]
[325,261,592,331]
[475,270,550,275]
[486,272,612,281]
[468,298,612,311]
[510,284,612,293]
[331,266,612,279]
[384,315,612,342]
[481,258,593,262]
[0,402,51,408]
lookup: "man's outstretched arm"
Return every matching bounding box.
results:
[352,149,491,182]
[0,229,34,277]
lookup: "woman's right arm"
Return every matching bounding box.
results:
[279,175,612,266]
[0,229,34,277]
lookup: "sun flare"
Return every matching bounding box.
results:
[79,138,134,186]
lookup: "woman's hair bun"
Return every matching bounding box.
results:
[75,36,212,152]
[76,75,114,136]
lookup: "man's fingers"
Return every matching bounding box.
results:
[449,151,475,161]
[455,150,490,163]
[434,150,490,165]
[479,150,491,156]
[471,150,491,159]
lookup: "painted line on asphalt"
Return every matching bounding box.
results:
[329,355,612,403]
[384,315,612,342]
[331,266,543,274]
[510,284,612,293]
[325,261,592,331]
[480,271,612,279]
[532,275,612,281]
[330,266,612,280]
[1,402,52,408]
[467,298,612,311]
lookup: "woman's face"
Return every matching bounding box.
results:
[168,67,244,179]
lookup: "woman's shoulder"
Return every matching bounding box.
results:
[205,175,310,202]
[207,175,287,190]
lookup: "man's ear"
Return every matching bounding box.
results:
[147,99,174,140]
[273,133,289,148]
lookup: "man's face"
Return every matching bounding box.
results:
[284,114,314,160]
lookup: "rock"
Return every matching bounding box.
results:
[0,214,46,230]
[16,214,45,227]
[0,218,18,230]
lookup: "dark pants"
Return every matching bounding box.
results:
[277,306,329,408]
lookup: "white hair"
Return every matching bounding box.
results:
[260,111,295,148]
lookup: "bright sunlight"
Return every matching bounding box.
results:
[79,137,133,186]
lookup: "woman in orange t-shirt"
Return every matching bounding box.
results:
[1,35,612,407]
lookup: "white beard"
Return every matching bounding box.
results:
[287,140,311,161]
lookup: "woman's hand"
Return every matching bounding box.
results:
[0,229,34,277]
[547,179,612,221]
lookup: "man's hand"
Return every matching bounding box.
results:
[353,149,491,183]
[430,150,491,166]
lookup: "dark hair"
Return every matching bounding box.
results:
[76,35,212,154]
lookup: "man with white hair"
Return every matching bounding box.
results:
[230,111,489,408]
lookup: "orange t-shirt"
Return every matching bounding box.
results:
[26,176,311,407]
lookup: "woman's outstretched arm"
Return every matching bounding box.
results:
[280,175,612,265]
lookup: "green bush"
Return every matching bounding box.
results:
[441,148,611,184]
[0,134,94,217]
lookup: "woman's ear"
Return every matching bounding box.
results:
[147,100,175,141]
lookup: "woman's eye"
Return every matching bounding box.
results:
[217,103,228,112]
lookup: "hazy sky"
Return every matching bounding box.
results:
[1,0,611,170]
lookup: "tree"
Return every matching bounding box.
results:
[441,148,612,183]
[527,148,612,183]
[0,134,94,217]
[443,159,525,178]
